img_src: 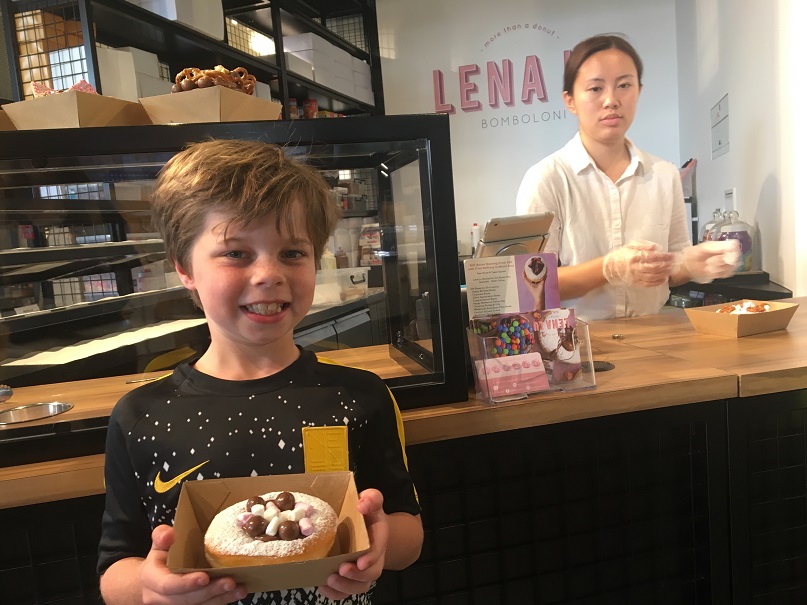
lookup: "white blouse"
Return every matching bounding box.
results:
[516,133,691,320]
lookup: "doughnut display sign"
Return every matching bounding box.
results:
[465,253,593,402]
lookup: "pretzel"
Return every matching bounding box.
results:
[172,66,256,95]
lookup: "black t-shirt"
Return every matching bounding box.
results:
[98,348,420,604]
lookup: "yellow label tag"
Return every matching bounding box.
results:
[302,426,349,472]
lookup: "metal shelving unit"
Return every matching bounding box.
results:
[1,0,383,116]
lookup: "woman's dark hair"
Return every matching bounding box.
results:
[562,34,643,94]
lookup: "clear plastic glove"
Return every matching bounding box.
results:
[602,240,675,287]
[678,240,741,283]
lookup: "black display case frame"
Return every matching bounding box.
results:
[0,113,468,409]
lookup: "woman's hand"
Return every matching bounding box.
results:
[318,489,388,601]
[677,240,741,283]
[603,240,674,287]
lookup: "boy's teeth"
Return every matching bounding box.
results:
[245,303,283,315]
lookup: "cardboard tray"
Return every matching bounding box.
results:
[0,109,16,131]
[167,471,369,593]
[685,299,799,337]
[2,90,151,129]
[140,86,283,124]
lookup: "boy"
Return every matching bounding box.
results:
[97,139,423,605]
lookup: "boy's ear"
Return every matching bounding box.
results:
[174,261,196,290]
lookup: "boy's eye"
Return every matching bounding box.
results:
[283,249,308,259]
[224,250,246,259]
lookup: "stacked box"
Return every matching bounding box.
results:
[125,0,224,40]
[284,33,368,100]
[96,47,139,102]
[121,46,173,99]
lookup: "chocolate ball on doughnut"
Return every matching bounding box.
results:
[245,496,265,512]
[278,520,300,541]
[243,515,268,538]
[180,78,197,91]
[274,491,295,511]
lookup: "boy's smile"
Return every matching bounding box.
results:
[175,205,316,378]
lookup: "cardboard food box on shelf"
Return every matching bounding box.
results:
[118,46,161,77]
[137,73,173,98]
[167,471,369,593]
[268,52,314,79]
[97,46,139,102]
[3,90,151,129]
[284,32,334,55]
[0,109,16,131]
[685,299,799,337]
[140,86,282,124]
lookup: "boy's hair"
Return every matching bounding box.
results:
[151,139,340,300]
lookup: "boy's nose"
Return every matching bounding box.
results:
[252,257,285,285]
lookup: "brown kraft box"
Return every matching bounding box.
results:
[685,299,799,337]
[0,109,16,130]
[2,90,151,129]
[167,471,370,593]
[140,86,283,124]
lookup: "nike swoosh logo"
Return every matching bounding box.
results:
[154,460,209,493]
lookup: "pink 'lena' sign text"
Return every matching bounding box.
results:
[433,55,551,114]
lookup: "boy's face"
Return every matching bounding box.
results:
[176,204,316,365]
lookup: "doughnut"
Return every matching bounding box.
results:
[522,255,547,285]
[172,65,257,95]
[204,491,338,567]
[717,301,770,314]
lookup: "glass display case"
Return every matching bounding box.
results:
[0,114,468,408]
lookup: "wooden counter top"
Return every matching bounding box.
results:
[2,296,804,507]
[587,296,807,397]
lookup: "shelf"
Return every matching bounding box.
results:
[87,0,377,115]
[223,0,371,61]
[0,286,192,332]
[0,251,164,287]
[0,240,164,266]
[0,199,151,216]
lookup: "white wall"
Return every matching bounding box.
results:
[377,0,680,255]
[676,0,803,295]
[787,0,807,297]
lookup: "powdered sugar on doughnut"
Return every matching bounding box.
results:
[204,491,337,560]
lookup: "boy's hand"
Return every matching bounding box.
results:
[318,489,388,601]
[142,524,247,605]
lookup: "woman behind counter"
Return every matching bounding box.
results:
[516,34,738,321]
